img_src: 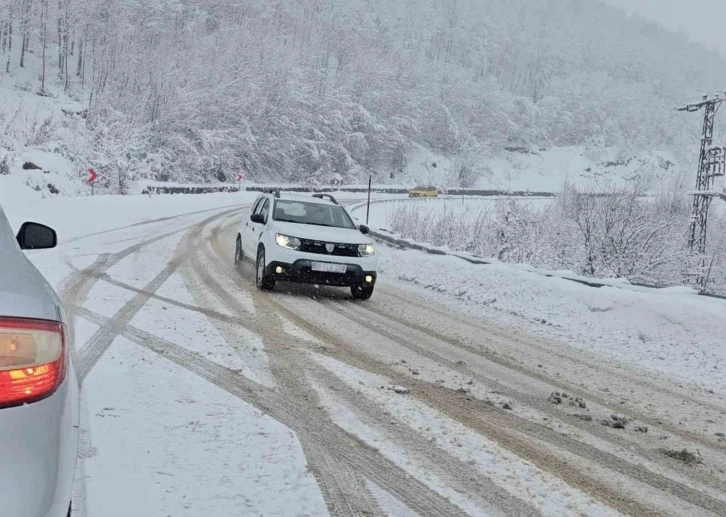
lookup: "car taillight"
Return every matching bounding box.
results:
[0,318,66,409]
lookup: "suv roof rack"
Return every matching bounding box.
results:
[312,193,339,205]
[264,188,281,198]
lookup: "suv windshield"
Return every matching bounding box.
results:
[273,200,356,229]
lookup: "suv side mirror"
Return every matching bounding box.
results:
[359,224,370,235]
[250,213,266,224]
[16,222,57,250]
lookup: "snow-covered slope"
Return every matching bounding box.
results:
[0,52,92,198]
[0,20,699,198]
[397,145,683,192]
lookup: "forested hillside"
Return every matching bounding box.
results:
[2,0,726,190]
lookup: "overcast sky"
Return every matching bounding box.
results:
[603,0,726,57]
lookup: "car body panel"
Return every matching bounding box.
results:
[241,195,268,257]
[0,205,79,517]
[263,241,378,272]
[0,378,78,517]
[0,207,64,322]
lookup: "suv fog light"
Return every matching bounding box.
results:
[276,266,283,274]
[365,275,373,283]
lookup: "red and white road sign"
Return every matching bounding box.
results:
[236,173,245,182]
[87,168,98,184]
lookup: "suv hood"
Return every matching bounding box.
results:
[272,221,373,244]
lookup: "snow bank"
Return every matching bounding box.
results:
[0,175,44,211]
[379,246,726,394]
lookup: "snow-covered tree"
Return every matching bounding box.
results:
[2,0,726,185]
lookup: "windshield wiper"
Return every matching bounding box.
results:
[275,218,303,224]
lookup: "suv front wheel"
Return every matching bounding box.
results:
[234,236,244,267]
[351,284,374,300]
[256,248,275,291]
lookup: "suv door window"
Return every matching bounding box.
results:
[252,198,265,214]
[259,199,270,223]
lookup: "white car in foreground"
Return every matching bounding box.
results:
[0,204,79,517]
[236,192,378,299]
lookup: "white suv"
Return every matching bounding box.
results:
[235,192,378,300]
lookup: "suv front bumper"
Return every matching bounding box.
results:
[267,259,377,287]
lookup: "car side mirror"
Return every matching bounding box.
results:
[359,224,370,235]
[250,213,266,224]
[16,222,57,250]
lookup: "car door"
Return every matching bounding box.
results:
[244,197,270,256]
[241,197,263,256]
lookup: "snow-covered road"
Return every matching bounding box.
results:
[7,194,726,517]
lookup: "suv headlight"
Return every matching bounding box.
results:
[358,243,375,256]
[276,234,301,250]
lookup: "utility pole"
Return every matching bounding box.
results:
[366,175,372,225]
[677,92,726,286]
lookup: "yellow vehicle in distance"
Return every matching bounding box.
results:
[408,185,439,198]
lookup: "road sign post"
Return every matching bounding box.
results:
[87,168,98,196]
[366,175,372,225]
[236,173,245,192]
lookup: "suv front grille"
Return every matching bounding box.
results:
[299,240,359,257]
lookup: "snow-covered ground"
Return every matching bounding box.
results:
[5,187,726,517]
[355,198,726,396]
[83,340,326,517]
[313,355,622,517]
[380,247,726,393]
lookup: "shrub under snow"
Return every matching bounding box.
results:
[387,184,726,292]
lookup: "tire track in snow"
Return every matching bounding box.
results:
[184,252,388,517]
[64,207,721,517]
[267,292,726,516]
[324,299,726,497]
[80,210,386,516]
[72,210,237,382]
[374,286,726,443]
[74,306,471,517]
[74,209,673,516]
[59,207,245,517]
[75,248,510,515]
[60,204,243,246]
[311,364,543,517]
[355,291,726,491]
